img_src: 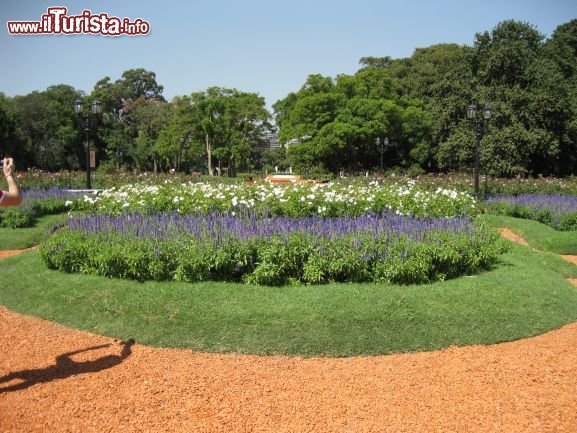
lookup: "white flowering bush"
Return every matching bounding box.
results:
[72,179,477,218]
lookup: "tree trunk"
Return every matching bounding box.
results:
[228,154,236,177]
[205,134,213,176]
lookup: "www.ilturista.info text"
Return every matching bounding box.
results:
[7,7,150,36]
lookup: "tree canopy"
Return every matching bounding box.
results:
[1,19,576,178]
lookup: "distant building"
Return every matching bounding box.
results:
[258,132,309,150]
[266,133,280,149]
[285,135,311,148]
[257,133,280,150]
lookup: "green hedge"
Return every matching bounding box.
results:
[40,224,506,286]
[0,199,68,228]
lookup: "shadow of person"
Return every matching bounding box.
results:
[0,339,135,393]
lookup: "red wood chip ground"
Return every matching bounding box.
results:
[2,236,577,432]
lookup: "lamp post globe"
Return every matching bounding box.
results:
[74,98,83,115]
[467,103,476,120]
[376,137,388,171]
[92,99,101,115]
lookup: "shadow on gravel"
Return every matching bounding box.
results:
[0,339,134,393]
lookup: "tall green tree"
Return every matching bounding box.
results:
[473,20,557,176]
[122,97,170,171]
[365,45,476,171]
[0,93,18,162]
[117,68,165,101]
[473,20,543,87]
[357,20,577,177]
[10,85,81,170]
[186,87,270,176]
[218,91,270,176]
[90,68,166,170]
[274,69,430,174]
[538,19,577,175]
[155,96,205,173]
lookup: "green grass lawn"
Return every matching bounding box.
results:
[480,214,577,254]
[0,214,66,250]
[2,239,577,357]
[2,213,577,357]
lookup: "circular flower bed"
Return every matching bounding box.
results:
[41,180,505,285]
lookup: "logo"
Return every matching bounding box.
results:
[7,7,150,36]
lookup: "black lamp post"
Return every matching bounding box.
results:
[375,136,389,171]
[467,103,492,198]
[74,98,101,189]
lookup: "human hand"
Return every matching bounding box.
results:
[2,157,15,178]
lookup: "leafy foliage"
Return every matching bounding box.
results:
[2,18,577,179]
[485,194,577,230]
[40,213,505,286]
[71,179,478,219]
[0,207,34,228]
[273,69,430,174]
[356,19,577,177]
[0,194,71,228]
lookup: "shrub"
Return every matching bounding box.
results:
[484,194,577,231]
[0,196,73,229]
[40,213,506,286]
[72,179,478,219]
[557,212,577,231]
[0,207,34,228]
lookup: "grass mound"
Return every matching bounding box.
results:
[1,241,577,356]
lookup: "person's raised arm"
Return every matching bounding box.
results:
[1,157,22,207]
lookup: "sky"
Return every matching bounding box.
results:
[1,0,575,110]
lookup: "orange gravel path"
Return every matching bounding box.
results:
[2,236,577,432]
[1,306,577,432]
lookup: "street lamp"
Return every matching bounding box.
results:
[74,98,101,189]
[375,136,389,171]
[467,103,492,198]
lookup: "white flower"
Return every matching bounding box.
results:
[65,200,73,207]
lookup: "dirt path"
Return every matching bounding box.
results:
[498,227,530,246]
[0,246,36,260]
[2,242,577,432]
[499,227,577,287]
